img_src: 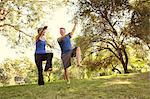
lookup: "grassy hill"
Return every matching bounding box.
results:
[0,72,150,99]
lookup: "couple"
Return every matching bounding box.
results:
[35,22,82,85]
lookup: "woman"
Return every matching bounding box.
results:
[35,26,53,85]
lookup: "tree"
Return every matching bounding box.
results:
[0,67,10,86]
[75,0,132,73]
[0,57,36,86]
[126,0,150,45]
[127,41,150,72]
[0,0,63,48]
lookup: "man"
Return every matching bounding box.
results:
[58,21,82,84]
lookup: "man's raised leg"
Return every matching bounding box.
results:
[76,47,82,66]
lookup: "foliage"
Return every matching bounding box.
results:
[74,0,150,74]
[74,0,133,73]
[126,0,150,44]
[0,0,63,48]
[0,57,36,85]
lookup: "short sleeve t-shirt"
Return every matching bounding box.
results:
[58,34,72,54]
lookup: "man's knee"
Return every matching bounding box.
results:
[76,47,80,51]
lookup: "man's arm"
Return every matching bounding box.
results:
[70,20,77,36]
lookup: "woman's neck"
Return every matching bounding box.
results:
[39,36,45,41]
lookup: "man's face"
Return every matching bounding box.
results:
[60,28,66,36]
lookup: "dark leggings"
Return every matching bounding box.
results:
[35,53,53,85]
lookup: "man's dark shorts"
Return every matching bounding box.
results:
[61,47,77,69]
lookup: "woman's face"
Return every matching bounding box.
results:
[41,29,46,36]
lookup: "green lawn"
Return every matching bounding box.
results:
[0,72,150,99]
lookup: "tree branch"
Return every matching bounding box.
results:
[85,1,118,36]
[106,41,117,50]
[0,24,33,37]
[0,9,10,21]
[98,47,120,60]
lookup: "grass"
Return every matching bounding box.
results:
[0,72,150,99]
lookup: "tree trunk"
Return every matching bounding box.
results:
[118,47,129,74]
[121,60,128,73]
[123,46,129,73]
